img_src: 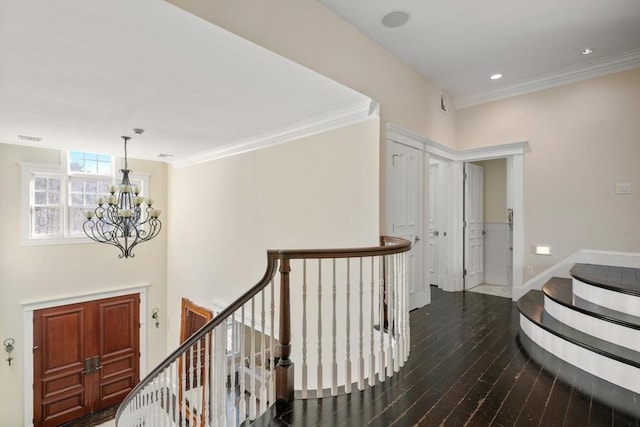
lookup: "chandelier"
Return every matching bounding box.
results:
[83,133,162,258]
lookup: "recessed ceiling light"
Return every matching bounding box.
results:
[581,48,595,55]
[382,11,410,28]
[490,73,503,80]
[157,153,174,158]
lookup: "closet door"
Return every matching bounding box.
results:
[34,294,139,427]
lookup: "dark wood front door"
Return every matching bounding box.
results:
[34,294,140,427]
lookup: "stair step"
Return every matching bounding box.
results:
[543,277,640,330]
[570,263,640,296]
[570,264,640,316]
[518,291,640,368]
[517,290,640,394]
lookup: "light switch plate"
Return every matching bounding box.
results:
[615,183,631,194]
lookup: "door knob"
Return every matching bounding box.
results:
[415,236,421,242]
[93,355,103,371]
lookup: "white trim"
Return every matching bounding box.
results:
[516,249,640,300]
[455,50,640,109]
[172,100,376,167]
[572,278,640,318]
[385,123,526,296]
[544,295,640,352]
[519,314,640,394]
[23,284,149,427]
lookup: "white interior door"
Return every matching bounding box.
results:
[464,163,484,289]
[428,161,439,286]
[389,142,427,310]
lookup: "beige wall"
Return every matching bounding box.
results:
[474,158,507,223]
[0,143,168,425]
[165,119,380,350]
[457,69,640,275]
[167,0,456,233]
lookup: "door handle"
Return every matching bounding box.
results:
[431,231,439,237]
[82,358,92,374]
[414,236,421,242]
[93,355,103,372]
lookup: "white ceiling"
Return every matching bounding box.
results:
[1,1,638,165]
[0,1,370,165]
[320,0,640,108]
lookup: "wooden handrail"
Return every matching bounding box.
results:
[116,236,411,423]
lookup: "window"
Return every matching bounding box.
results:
[22,150,149,245]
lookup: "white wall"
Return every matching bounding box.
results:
[165,119,380,352]
[167,0,457,235]
[0,143,168,426]
[456,69,640,277]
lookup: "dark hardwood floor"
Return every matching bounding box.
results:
[256,287,640,426]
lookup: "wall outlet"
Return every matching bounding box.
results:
[527,266,534,276]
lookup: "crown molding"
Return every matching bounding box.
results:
[171,100,377,167]
[454,50,640,109]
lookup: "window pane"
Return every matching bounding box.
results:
[68,151,112,176]
[85,194,97,205]
[98,181,110,193]
[71,194,83,205]
[33,207,61,235]
[34,177,47,190]
[34,191,46,204]
[97,161,111,175]
[48,178,60,191]
[69,208,88,235]
[48,193,60,204]
[85,180,97,193]
[70,179,84,192]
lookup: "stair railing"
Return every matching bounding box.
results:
[116,236,411,426]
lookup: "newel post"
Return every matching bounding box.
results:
[276,257,294,402]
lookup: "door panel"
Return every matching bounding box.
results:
[96,295,140,409]
[34,303,92,427]
[428,162,439,286]
[464,163,484,289]
[34,294,139,427]
[389,142,426,310]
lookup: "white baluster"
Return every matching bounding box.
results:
[317,258,323,398]
[302,259,308,399]
[369,257,375,387]
[250,298,256,419]
[378,255,385,383]
[260,289,267,413]
[358,257,365,391]
[213,323,228,427]
[269,278,276,404]
[239,305,246,423]
[181,351,187,426]
[203,332,211,427]
[345,257,352,394]
[228,317,236,427]
[387,254,395,378]
[331,258,338,396]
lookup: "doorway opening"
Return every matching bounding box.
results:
[463,159,513,299]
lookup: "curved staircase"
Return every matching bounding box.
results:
[517,263,640,416]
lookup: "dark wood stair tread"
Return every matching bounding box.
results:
[570,263,640,297]
[542,277,640,330]
[517,291,640,368]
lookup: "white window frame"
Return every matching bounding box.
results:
[20,151,150,246]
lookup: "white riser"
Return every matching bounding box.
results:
[519,314,640,394]
[573,278,640,316]
[544,296,640,352]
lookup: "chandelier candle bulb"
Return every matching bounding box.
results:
[132,186,140,195]
[121,185,131,193]
[85,211,94,219]
[108,185,117,193]
[97,197,104,205]
[134,196,144,205]
[146,198,153,206]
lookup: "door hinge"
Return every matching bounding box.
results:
[392,154,399,166]
[464,171,467,180]
[463,269,467,277]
